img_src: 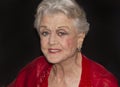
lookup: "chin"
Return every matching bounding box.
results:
[46,57,60,64]
[45,55,64,64]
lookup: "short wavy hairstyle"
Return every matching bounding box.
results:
[34,0,89,34]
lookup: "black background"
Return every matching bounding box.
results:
[0,0,120,86]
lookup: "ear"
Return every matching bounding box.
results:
[77,32,86,49]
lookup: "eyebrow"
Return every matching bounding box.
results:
[39,26,47,28]
[39,25,71,31]
[57,26,70,29]
[58,26,73,32]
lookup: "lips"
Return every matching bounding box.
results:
[48,48,61,53]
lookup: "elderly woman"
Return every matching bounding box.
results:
[8,0,118,87]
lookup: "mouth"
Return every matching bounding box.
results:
[48,48,61,53]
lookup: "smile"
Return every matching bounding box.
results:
[48,49,61,53]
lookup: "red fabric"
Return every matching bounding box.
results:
[7,55,118,87]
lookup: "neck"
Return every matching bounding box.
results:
[51,52,82,82]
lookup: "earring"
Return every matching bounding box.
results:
[77,47,81,52]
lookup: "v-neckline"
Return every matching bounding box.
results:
[42,55,91,87]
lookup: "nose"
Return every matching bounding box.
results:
[49,33,57,45]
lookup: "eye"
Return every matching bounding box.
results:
[40,31,49,36]
[57,31,68,36]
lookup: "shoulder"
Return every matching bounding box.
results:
[7,56,49,87]
[82,55,119,87]
[18,56,48,74]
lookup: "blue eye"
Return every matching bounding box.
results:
[57,32,67,36]
[40,31,49,36]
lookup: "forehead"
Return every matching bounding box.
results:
[40,13,75,27]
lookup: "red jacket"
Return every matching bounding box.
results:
[8,55,118,87]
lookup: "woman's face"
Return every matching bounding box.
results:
[39,13,85,64]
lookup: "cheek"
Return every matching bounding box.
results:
[40,38,47,48]
[64,38,77,49]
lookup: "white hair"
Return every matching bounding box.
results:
[34,0,89,34]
